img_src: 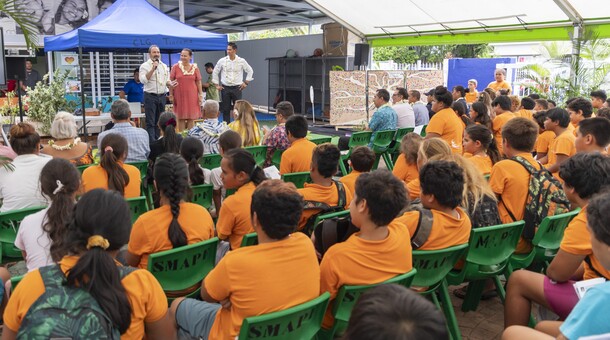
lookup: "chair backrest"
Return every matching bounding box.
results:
[126,160,148,180]
[347,131,372,148]
[199,153,222,170]
[245,145,268,166]
[420,125,427,137]
[147,238,219,293]
[309,136,332,145]
[463,221,525,274]
[532,209,579,250]
[191,184,214,209]
[387,127,415,154]
[125,196,149,224]
[241,232,259,247]
[238,292,331,340]
[371,129,396,153]
[281,172,311,189]
[272,149,284,168]
[10,275,23,290]
[0,206,47,259]
[330,270,417,336]
[76,164,93,174]
[412,244,469,288]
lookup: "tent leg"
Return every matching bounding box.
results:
[78,47,88,142]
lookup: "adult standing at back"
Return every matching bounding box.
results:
[21,60,41,93]
[170,48,203,132]
[425,86,464,154]
[212,42,254,123]
[140,45,174,143]
[392,87,415,128]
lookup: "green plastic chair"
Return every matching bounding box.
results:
[76,164,94,174]
[199,153,222,170]
[272,149,284,168]
[0,206,46,262]
[191,184,214,209]
[10,274,23,291]
[446,221,525,312]
[308,136,332,145]
[370,129,396,170]
[483,174,490,181]
[127,160,151,208]
[126,160,148,179]
[317,270,417,340]
[339,131,372,176]
[238,292,331,340]
[147,237,219,302]
[245,145,268,167]
[385,127,414,170]
[125,196,149,225]
[420,125,428,137]
[412,244,469,340]
[240,232,259,247]
[509,209,579,273]
[281,172,312,189]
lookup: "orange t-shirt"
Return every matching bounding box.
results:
[394,207,471,250]
[216,181,257,249]
[547,130,576,174]
[339,170,362,196]
[319,221,413,328]
[406,178,420,200]
[297,182,353,231]
[127,203,215,269]
[205,232,320,339]
[486,81,511,92]
[280,138,317,175]
[465,91,478,104]
[560,207,610,280]
[492,112,516,155]
[82,163,141,198]
[466,154,493,175]
[535,130,556,155]
[426,107,464,154]
[516,109,533,120]
[3,256,167,339]
[489,153,540,253]
[392,154,419,184]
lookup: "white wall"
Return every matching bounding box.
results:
[194,34,324,107]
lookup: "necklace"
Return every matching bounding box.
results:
[179,62,197,76]
[49,138,80,151]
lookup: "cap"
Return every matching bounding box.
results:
[424,89,435,96]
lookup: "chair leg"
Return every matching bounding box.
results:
[461,280,485,312]
[372,154,382,170]
[383,153,394,171]
[339,157,348,176]
[438,280,462,340]
[493,275,506,303]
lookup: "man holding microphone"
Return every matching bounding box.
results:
[140,45,176,143]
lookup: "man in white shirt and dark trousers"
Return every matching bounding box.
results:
[139,45,175,143]
[212,42,254,123]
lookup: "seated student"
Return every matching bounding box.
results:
[297,143,353,231]
[509,95,520,113]
[504,153,610,328]
[548,99,557,109]
[170,180,320,339]
[344,284,449,340]
[82,134,141,198]
[491,95,516,155]
[534,99,549,112]
[516,97,535,120]
[533,110,555,160]
[597,107,610,120]
[425,86,464,154]
[567,97,593,136]
[339,146,375,194]
[216,149,267,250]
[210,130,241,217]
[489,117,540,254]
[3,189,174,339]
[262,101,293,167]
[149,112,182,164]
[180,136,211,185]
[590,89,607,110]
[539,108,576,176]
[126,153,215,270]
[452,100,472,128]
[280,115,317,175]
[187,100,228,155]
[16,159,79,273]
[406,138,452,200]
[320,170,412,330]
[463,124,501,176]
[392,133,423,185]
[503,190,610,340]
[470,102,493,130]
[575,117,610,154]
[395,160,472,250]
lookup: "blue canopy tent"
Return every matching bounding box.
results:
[43,0,228,139]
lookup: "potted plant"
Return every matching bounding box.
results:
[25,69,72,134]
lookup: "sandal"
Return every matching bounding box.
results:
[453,285,498,300]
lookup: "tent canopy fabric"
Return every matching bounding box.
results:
[44,0,228,52]
[305,0,610,46]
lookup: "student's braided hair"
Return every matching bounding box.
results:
[154,153,189,248]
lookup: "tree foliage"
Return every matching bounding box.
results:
[372,44,494,63]
[0,0,39,50]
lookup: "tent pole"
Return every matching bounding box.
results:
[79,47,88,142]
[570,23,583,91]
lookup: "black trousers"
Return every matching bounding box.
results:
[144,92,166,143]
[220,85,242,123]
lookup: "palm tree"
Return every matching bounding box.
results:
[0,0,39,50]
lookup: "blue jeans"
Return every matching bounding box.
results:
[144,92,166,143]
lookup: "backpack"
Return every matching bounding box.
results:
[302,180,347,236]
[313,212,358,257]
[501,156,570,240]
[17,264,136,340]
[405,205,434,250]
[467,193,502,229]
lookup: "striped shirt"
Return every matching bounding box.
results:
[188,119,229,154]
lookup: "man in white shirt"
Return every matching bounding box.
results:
[392,87,415,128]
[139,45,175,143]
[408,90,430,126]
[212,42,254,123]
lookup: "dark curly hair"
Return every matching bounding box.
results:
[251,180,304,240]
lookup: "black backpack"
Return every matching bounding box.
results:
[467,193,502,229]
[302,180,347,236]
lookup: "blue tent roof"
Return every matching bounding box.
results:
[44,0,227,52]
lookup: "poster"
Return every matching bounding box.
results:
[66,80,80,93]
[60,53,78,66]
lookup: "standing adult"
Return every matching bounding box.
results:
[170,48,203,131]
[212,42,254,123]
[21,60,42,93]
[119,67,144,104]
[140,45,174,143]
[202,62,219,101]
[392,87,415,128]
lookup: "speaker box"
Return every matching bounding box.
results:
[354,43,370,67]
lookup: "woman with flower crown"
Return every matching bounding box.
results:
[169,48,203,132]
[41,111,94,166]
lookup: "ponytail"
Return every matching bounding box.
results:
[180,136,205,185]
[100,134,129,196]
[154,153,188,248]
[159,112,180,154]
[250,165,267,185]
[465,124,501,164]
[486,137,502,165]
[224,149,267,187]
[187,158,205,185]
